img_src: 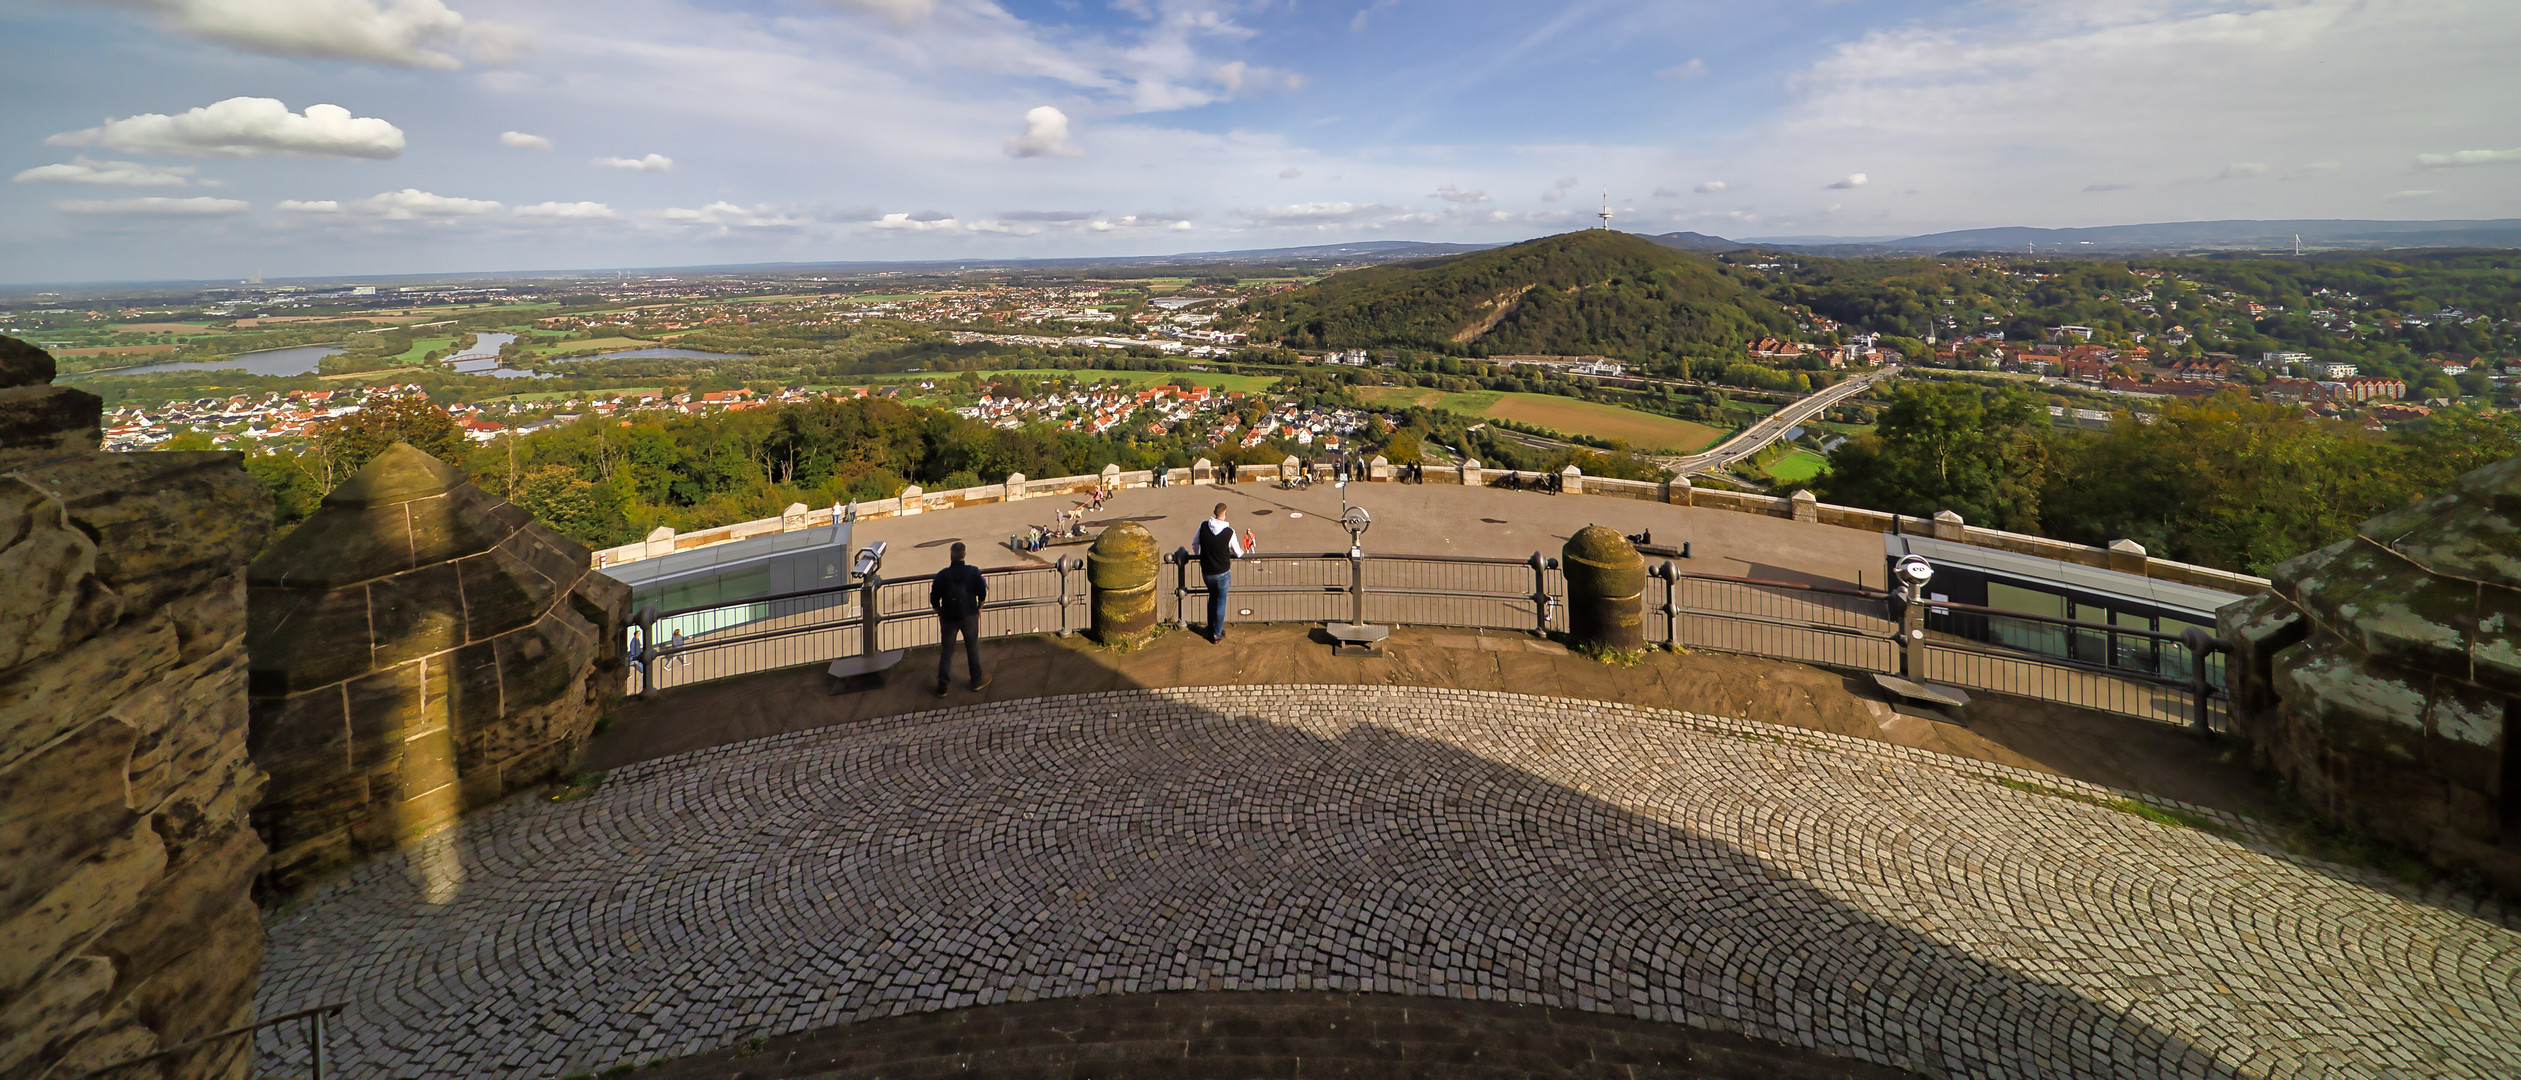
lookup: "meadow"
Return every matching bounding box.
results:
[1353,387,1723,453]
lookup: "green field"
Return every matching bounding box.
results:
[390,336,460,363]
[1354,387,1722,454]
[1763,449,1830,484]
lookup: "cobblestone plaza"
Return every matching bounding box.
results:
[257,685,2521,1079]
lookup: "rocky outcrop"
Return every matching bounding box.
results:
[2222,452,2521,894]
[248,443,629,892]
[1,335,273,1080]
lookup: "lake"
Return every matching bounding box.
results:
[101,343,342,377]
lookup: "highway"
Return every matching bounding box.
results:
[1658,364,1898,476]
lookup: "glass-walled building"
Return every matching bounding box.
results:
[1884,534,2246,686]
[601,521,857,642]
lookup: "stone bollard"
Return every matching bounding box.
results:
[1562,524,1646,652]
[1790,489,1818,522]
[1460,458,1484,487]
[2108,538,2148,575]
[1560,465,1583,494]
[900,484,924,515]
[644,525,675,558]
[1102,463,1122,489]
[1369,455,1391,481]
[1087,521,1161,644]
[1931,509,1964,540]
[1280,455,1301,484]
[1192,457,1213,485]
[782,502,811,531]
[1005,473,1027,501]
[1664,475,1692,505]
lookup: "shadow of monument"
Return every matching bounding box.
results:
[254,683,2278,1080]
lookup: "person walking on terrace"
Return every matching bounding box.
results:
[1195,502,1249,644]
[931,542,990,696]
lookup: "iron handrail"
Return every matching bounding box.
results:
[73,1003,345,1080]
[649,562,1063,624]
[1920,598,2225,648]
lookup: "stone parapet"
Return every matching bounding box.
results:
[247,444,628,892]
[2222,452,2521,895]
[1,335,271,1080]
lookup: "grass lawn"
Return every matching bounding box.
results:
[1763,449,1831,484]
[1354,387,1723,454]
[389,336,460,363]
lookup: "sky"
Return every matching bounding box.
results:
[3,0,2518,284]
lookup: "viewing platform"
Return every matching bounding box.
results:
[250,467,2520,1079]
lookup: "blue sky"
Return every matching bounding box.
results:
[3,0,2517,284]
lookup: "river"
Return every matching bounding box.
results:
[101,343,343,377]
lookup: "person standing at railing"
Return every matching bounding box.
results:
[667,628,690,671]
[1195,502,1248,644]
[930,541,991,696]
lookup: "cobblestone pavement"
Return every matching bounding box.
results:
[258,687,2521,1080]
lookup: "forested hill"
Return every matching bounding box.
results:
[1237,231,1792,363]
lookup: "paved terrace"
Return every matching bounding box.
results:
[256,627,2521,1080]
[821,480,1886,587]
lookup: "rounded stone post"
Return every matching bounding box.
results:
[1087,521,1161,644]
[1280,455,1301,483]
[1562,524,1646,652]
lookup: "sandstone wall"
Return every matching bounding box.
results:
[2222,452,2521,895]
[248,444,628,892]
[1,336,273,1080]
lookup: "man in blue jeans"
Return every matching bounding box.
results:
[1194,502,1246,643]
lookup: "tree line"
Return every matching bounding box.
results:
[1816,381,2521,573]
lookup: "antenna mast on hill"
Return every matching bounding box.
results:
[1599,191,1613,231]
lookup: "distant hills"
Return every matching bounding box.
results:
[1643,218,2521,255]
[1238,230,1789,360]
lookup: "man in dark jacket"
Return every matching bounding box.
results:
[930,542,990,695]
[1194,502,1246,643]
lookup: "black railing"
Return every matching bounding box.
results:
[635,547,2229,732]
[77,1002,345,1080]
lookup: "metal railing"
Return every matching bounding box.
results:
[632,559,1085,693]
[634,546,2229,733]
[76,1002,344,1080]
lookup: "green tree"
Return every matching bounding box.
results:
[1819,381,2052,531]
[317,395,465,483]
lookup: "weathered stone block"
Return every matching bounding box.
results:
[0,335,54,390]
[0,383,104,470]
[369,561,466,666]
[0,954,110,1077]
[0,476,122,672]
[0,613,176,775]
[0,718,140,920]
[27,451,270,616]
[1,823,165,1003]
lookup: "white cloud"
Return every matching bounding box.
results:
[594,153,674,172]
[1540,175,1578,201]
[1433,183,1489,203]
[1657,58,1707,79]
[2278,160,2339,180]
[500,130,553,150]
[2215,162,2268,180]
[1006,106,1082,158]
[56,196,247,215]
[2386,189,2439,201]
[657,202,812,229]
[1349,0,1399,33]
[869,211,964,231]
[515,201,616,219]
[2083,181,2134,192]
[1000,210,1097,222]
[1238,202,1403,226]
[1826,172,1869,189]
[357,188,502,218]
[1212,61,1305,96]
[47,98,404,159]
[1695,180,1728,193]
[814,0,937,29]
[13,157,196,187]
[277,199,343,212]
[95,0,520,69]
[1278,167,1302,179]
[2417,147,2521,168]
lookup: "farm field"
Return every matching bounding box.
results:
[526,336,664,357]
[1354,387,1723,453]
[389,336,461,363]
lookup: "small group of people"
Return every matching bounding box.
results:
[1219,460,1242,484]
[931,502,1252,696]
[624,625,691,691]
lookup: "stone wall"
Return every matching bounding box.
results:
[1,335,274,1080]
[248,444,629,892]
[2222,451,2521,895]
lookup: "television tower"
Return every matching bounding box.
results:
[1598,191,1613,231]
